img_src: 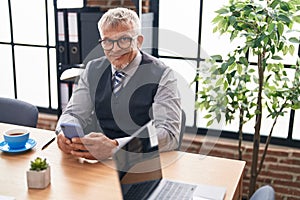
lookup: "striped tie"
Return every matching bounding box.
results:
[112,71,126,94]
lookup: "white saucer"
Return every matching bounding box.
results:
[0,138,36,153]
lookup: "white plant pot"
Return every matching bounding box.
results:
[26,166,51,189]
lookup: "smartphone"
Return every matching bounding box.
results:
[60,122,84,139]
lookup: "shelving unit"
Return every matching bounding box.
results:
[54,6,104,114]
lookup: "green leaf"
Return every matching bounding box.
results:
[228,56,236,66]
[229,16,236,25]
[278,42,284,50]
[215,8,229,14]
[219,18,228,31]
[280,1,290,11]
[268,23,275,34]
[277,22,284,37]
[226,73,232,84]
[230,30,238,41]
[230,70,237,77]
[237,64,243,74]
[213,26,219,33]
[216,78,224,86]
[289,37,300,43]
[289,45,295,55]
[271,45,275,54]
[270,0,280,9]
[204,114,212,119]
[283,45,288,55]
[224,80,228,90]
[212,15,223,24]
[283,70,287,76]
[239,57,249,67]
[211,55,222,61]
[228,64,236,72]
[248,68,255,73]
[207,119,214,127]
[278,14,292,26]
[221,63,228,74]
[292,103,300,110]
[293,15,300,23]
[271,55,283,60]
[216,113,221,122]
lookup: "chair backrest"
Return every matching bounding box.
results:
[0,97,39,127]
[250,185,275,200]
[177,109,186,151]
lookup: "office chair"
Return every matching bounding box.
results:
[176,109,186,151]
[0,97,39,127]
[250,185,275,200]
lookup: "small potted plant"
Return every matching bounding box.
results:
[26,157,50,189]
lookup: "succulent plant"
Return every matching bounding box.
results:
[30,157,49,171]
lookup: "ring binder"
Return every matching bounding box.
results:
[57,11,68,64]
[68,12,81,64]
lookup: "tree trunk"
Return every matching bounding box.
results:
[238,108,244,160]
[249,53,264,197]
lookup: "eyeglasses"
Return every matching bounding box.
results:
[99,35,138,51]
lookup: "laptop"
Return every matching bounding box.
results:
[112,120,226,200]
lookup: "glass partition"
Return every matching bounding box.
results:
[0,0,11,43]
[0,45,14,98]
[11,0,47,45]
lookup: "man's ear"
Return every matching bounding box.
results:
[137,35,144,49]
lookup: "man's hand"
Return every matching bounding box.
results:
[57,132,73,154]
[70,132,118,160]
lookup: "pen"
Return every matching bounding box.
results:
[41,137,56,150]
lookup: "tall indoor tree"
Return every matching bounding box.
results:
[195,0,300,197]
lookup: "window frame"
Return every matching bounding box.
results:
[156,0,300,148]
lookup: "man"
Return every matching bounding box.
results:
[55,7,181,160]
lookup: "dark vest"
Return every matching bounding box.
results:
[88,52,166,139]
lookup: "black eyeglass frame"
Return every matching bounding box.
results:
[98,35,138,51]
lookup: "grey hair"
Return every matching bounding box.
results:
[98,7,141,36]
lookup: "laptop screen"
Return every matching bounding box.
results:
[113,121,163,200]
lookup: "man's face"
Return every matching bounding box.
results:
[100,24,143,70]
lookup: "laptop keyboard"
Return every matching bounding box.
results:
[155,181,196,200]
[124,181,156,200]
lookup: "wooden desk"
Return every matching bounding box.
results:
[0,123,245,200]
